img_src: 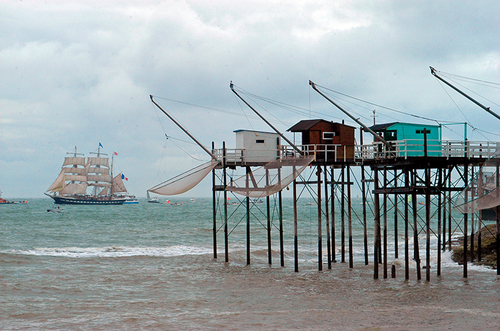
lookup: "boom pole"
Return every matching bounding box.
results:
[230,82,303,155]
[309,81,389,147]
[430,66,500,121]
[150,95,216,159]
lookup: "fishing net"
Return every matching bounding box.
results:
[226,155,315,198]
[454,150,500,214]
[148,160,219,196]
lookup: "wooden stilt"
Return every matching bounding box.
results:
[246,166,251,266]
[324,165,331,269]
[361,164,368,265]
[266,169,272,265]
[279,190,284,267]
[442,168,447,252]
[394,169,399,260]
[374,169,380,279]
[331,168,336,263]
[317,166,323,271]
[425,167,431,282]
[437,169,442,277]
[413,170,421,280]
[448,170,452,251]
[383,167,388,279]
[404,168,409,280]
[463,161,468,278]
[341,166,345,263]
[496,164,499,276]
[212,142,217,260]
[223,142,229,263]
[471,165,475,263]
[347,164,353,269]
[293,174,299,273]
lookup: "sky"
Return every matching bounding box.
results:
[1,0,499,199]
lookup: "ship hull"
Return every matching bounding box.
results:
[50,196,125,205]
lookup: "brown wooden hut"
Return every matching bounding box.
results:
[287,119,355,163]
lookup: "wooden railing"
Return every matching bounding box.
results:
[212,140,500,164]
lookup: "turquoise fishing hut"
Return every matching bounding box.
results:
[369,122,442,157]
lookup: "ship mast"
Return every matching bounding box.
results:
[89,144,108,197]
[430,66,500,121]
[67,146,84,190]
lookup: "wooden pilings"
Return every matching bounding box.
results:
[210,143,484,282]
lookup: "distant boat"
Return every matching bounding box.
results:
[146,191,160,203]
[47,206,63,213]
[45,145,128,205]
[118,194,139,204]
[0,190,13,204]
[0,190,27,204]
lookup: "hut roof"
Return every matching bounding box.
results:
[233,129,278,135]
[287,119,355,132]
[369,122,399,131]
[369,122,440,131]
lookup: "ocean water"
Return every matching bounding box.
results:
[1,197,499,330]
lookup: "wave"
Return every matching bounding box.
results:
[3,245,212,258]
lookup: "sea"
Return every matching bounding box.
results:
[1,197,499,330]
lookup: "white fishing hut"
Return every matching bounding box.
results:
[234,129,281,164]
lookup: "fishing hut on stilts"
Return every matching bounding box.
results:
[148,68,500,281]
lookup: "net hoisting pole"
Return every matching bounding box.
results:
[150,95,216,159]
[309,81,389,148]
[230,82,303,155]
[430,67,500,121]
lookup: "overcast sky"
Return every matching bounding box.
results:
[1,0,499,199]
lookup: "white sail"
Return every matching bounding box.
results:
[64,174,87,182]
[98,187,109,196]
[47,171,66,192]
[88,182,112,188]
[87,157,109,167]
[62,167,87,175]
[87,166,110,175]
[112,173,127,194]
[149,161,218,196]
[60,183,88,195]
[87,174,111,182]
[63,157,86,166]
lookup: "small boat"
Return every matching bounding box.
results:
[123,195,139,204]
[146,191,160,203]
[47,206,63,213]
[0,190,12,204]
[306,201,317,205]
[115,193,139,204]
[165,200,183,205]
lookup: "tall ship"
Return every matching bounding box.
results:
[45,145,129,205]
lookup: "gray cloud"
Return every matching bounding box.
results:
[1,0,499,198]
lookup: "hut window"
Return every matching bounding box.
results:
[416,129,431,134]
[323,132,335,140]
[256,139,265,143]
